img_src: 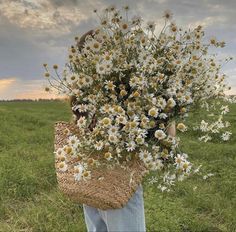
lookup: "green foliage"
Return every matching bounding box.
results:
[0,100,235,232]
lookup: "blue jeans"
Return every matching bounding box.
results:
[82,184,146,232]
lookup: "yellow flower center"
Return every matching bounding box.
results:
[149,109,156,117]
[120,89,127,96]
[59,162,65,168]
[103,117,111,125]
[66,147,72,154]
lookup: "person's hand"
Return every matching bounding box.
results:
[166,120,176,137]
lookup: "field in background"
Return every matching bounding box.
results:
[0,100,235,232]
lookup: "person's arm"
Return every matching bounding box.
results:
[166,120,176,137]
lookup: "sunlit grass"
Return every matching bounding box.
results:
[0,100,235,232]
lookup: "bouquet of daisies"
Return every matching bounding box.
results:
[43,5,235,190]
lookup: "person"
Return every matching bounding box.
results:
[69,30,176,232]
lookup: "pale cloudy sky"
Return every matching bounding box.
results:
[0,0,236,100]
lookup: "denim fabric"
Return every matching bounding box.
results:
[82,184,146,232]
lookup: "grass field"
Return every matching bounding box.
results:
[0,100,236,232]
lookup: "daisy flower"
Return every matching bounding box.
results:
[163,10,173,20]
[56,153,67,162]
[102,52,114,63]
[177,123,187,132]
[101,117,112,127]
[94,141,104,150]
[157,97,167,109]
[104,80,116,91]
[89,39,102,53]
[68,135,80,148]
[57,161,68,172]
[108,134,119,143]
[174,154,185,166]
[154,129,167,140]
[167,97,176,108]
[108,125,119,135]
[220,105,229,115]
[96,61,113,75]
[146,21,156,32]
[63,145,74,156]
[116,115,127,125]
[159,113,168,119]
[77,116,87,128]
[55,148,65,157]
[125,141,136,152]
[96,62,107,75]
[119,20,130,33]
[148,107,159,118]
[68,74,79,84]
[129,76,140,87]
[104,152,113,161]
[139,149,152,162]
[180,160,192,173]
[82,170,92,181]
[221,131,232,141]
[72,104,88,113]
[74,163,84,181]
[200,120,209,132]
[135,136,145,144]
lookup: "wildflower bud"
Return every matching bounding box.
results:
[149,120,156,128]
[44,72,50,78]
[123,5,129,11]
[77,156,83,161]
[71,48,76,53]
[87,158,95,165]
[43,63,48,67]
[180,107,186,113]
[159,123,165,129]
[127,110,134,117]
[133,90,140,97]
[45,87,50,92]
[130,121,137,128]
[53,64,58,69]
[120,89,127,96]
[66,147,72,155]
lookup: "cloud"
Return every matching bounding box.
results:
[0,77,17,93]
[0,0,92,35]
[0,77,63,100]
[0,0,236,99]
[187,16,227,29]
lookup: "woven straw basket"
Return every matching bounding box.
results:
[54,121,148,210]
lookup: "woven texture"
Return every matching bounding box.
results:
[54,121,148,210]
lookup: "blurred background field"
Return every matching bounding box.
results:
[0,100,235,232]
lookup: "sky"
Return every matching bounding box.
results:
[0,0,236,100]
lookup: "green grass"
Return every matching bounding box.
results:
[0,100,235,232]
